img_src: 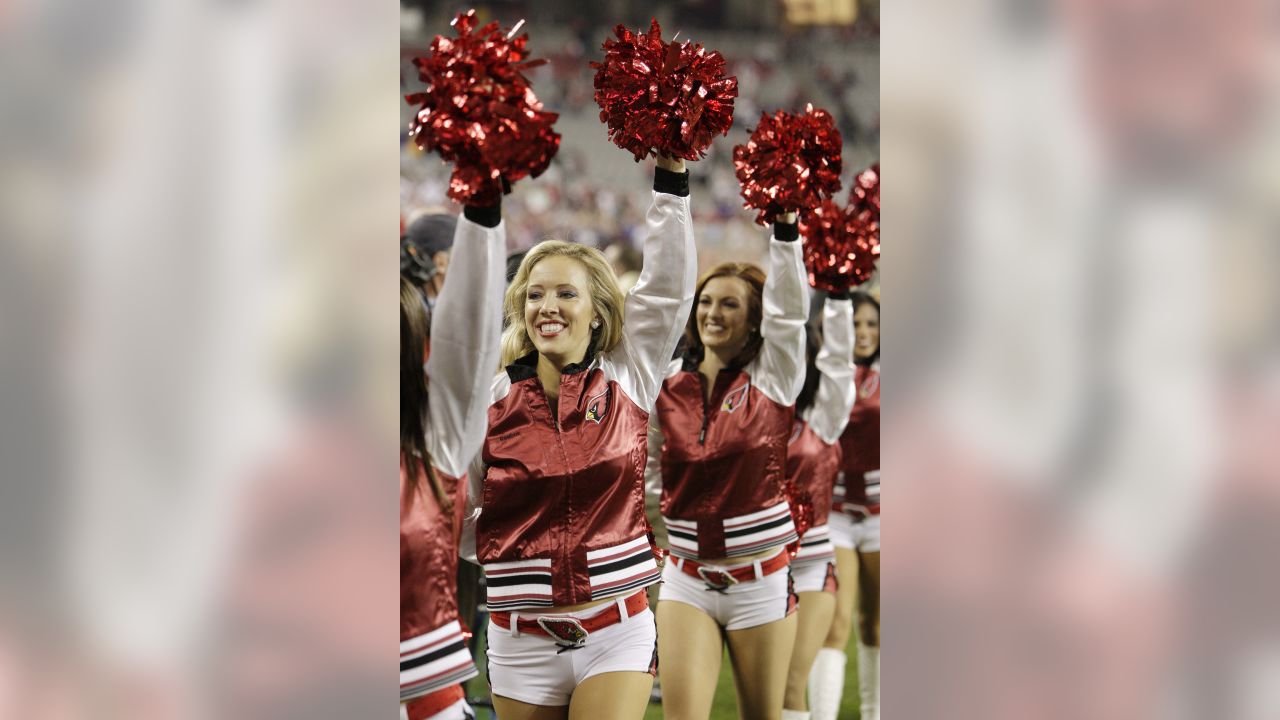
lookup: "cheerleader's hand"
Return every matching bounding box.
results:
[655,153,687,173]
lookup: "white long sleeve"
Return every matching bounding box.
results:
[424,215,506,478]
[605,191,697,412]
[803,297,856,444]
[750,234,810,405]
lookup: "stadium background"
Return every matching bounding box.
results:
[402,0,878,276]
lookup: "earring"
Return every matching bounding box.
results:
[591,319,601,329]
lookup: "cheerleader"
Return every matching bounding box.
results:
[400,206,506,719]
[781,293,856,720]
[461,156,696,720]
[648,213,810,720]
[811,291,880,720]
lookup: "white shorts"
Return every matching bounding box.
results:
[485,601,657,707]
[657,552,796,631]
[399,698,473,720]
[791,559,838,594]
[829,513,880,552]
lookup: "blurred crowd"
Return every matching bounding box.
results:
[400,21,879,275]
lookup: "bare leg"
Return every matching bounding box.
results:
[855,550,882,720]
[856,551,880,647]
[811,548,858,720]
[724,612,798,720]
[656,600,724,720]
[824,547,859,650]
[492,695,568,720]
[784,590,837,710]
[568,671,653,720]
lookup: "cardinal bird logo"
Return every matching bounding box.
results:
[537,617,589,648]
[859,373,879,400]
[584,387,610,424]
[720,383,750,413]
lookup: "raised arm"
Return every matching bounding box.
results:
[610,157,698,411]
[751,214,810,405]
[424,204,506,478]
[804,294,856,444]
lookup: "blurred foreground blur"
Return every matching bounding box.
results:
[0,0,399,717]
[1,0,1278,717]
[884,0,1280,718]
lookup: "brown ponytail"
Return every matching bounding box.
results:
[401,276,450,510]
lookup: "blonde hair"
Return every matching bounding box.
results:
[501,241,627,367]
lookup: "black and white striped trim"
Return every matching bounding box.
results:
[483,557,554,611]
[834,470,880,508]
[723,501,799,556]
[794,522,836,563]
[864,470,880,504]
[587,535,662,600]
[400,620,477,701]
[663,500,799,560]
[663,517,700,559]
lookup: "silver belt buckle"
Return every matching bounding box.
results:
[697,566,739,590]
[537,616,589,648]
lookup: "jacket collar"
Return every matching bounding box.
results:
[679,344,745,375]
[854,351,880,368]
[506,345,600,383]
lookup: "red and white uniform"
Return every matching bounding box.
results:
[462,189,696,611]
[834,360,881,518]
[400,215,506,703]
[648,231,810,561]
[786,298,856,567]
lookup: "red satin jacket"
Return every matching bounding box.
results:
[835,361,881,517]
[648,234,810,561]
[399,215,505,702]
[784,298,855,564]
[462,189,696,611]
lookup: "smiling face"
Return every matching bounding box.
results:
[696,276,754,358]
[524,255,598,369]
[854,301,880,360]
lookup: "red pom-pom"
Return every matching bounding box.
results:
[799,163,880,290]
[800,199,852,292]
[733,104,843,225]
[845,163,880,285]
[784,480,816,540]
[848,163,880,216]
[590,19,738,162]
[406,11,561,205]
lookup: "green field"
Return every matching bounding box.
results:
[464,623,862,719]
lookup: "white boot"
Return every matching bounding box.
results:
[781,710,812,720]
[857,643,880,720]
[808,647,847,720]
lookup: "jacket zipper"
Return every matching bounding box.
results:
[698,373,711,445]
[541,381,577,604]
